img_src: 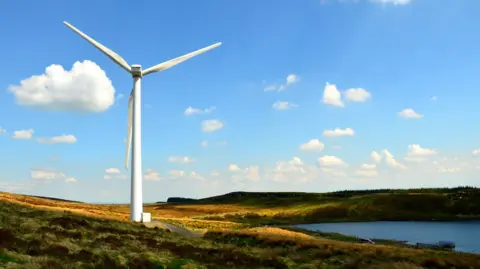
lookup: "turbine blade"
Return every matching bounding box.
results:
[63,21,132,73]
[142,42,222,76]
[125,90,133,169]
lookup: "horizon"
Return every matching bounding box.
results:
[4,185,477,205]
[1,0,480,203]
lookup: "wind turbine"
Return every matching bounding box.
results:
[63,21,221,222]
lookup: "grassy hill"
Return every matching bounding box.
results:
[2,199,480,269]
[167,187,480,225]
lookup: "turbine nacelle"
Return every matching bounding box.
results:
[130,64,142,78]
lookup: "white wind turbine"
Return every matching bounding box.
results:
[63,21,221,222]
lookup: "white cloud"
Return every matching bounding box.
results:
[398,108,423,119]
[286,74,300,85]
[430,96,438,101]
[0,127,6,135]
[229,164,241,171]
[184,106,216,116]
[299,139,325,152]
[169,170,186,177]
[318,155,347,166]
[31,169,66,180]
[210,170,220,177]
[383,149,407,169]
[168,156,195,164]
[404,144,437,163]
[407,144,437,157]
[323,128,355,137]
[264,73,300,92]
[65,177,77,183]
[12,129,34,140]
[8,60,115,112]
[104,168,127,180]
[322,83,344,107]
[344,88,371,102]
[355,169,378,177]
[472,149,480,157]
[105,168,121,174]
[30,168,77,182]
[200,140,208,148]
[36,134,77,144]
[371,151,382,163]
[144,169,161,181]
[370,0,413,5]
[201,119,224,133]
[231,166,261,183]
[361,164,376,170]
[272,101,297,110]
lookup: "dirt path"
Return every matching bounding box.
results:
[143,220,203,239]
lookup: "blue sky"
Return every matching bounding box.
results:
[1,0,480,203]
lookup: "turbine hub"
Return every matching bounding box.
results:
[131,64,142,77]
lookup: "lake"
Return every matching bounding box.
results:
[295,221,480,254]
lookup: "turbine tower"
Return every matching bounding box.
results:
[63,21,221,222]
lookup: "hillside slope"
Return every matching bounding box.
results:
[168,187,480,224]
[1,199,480,269]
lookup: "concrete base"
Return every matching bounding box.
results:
[141,212,151,223]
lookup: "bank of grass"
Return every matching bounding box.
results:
[2,200,480,269]
[196,188,480,225]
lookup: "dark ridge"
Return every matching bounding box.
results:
[167,186,479,204]
[30,195,83,204]
[166,197,198,203]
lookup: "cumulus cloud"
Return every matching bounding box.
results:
[318,155,347,167]
[144,169,161,181]
[322,83,344,107]
[65,177,77,183]
[272,101,297,110]
[184,106,216,116]
[104,168,126,180]
[398,108,423,119]
[168,156,195,164]
[36,134,77,144]
[202,120,224,133]
[8,60,115,112]
[105,168,121,174]
[229,164,241,171]
[299,139,325,152]
[30,168,76,183]
[472,149,480,157]
[323,128,355,137]
[12,129,34,140]
[0,127,6,135]
[322,83,372,107]
[382,149,407,169]
[405,144,437,162]
[371,151,382,163]
[169,170,186,177]
[355,169,378,177]
[264,73,300,92]
[344,88,372,102]
[200,140,208,148]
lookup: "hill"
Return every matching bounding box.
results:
[1,199,480,268]
[167,187,480,225]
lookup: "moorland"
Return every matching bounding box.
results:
[1,187,479,268]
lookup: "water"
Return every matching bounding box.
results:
[295,221,480,254]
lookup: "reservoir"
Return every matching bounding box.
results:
[295,221,480,254]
